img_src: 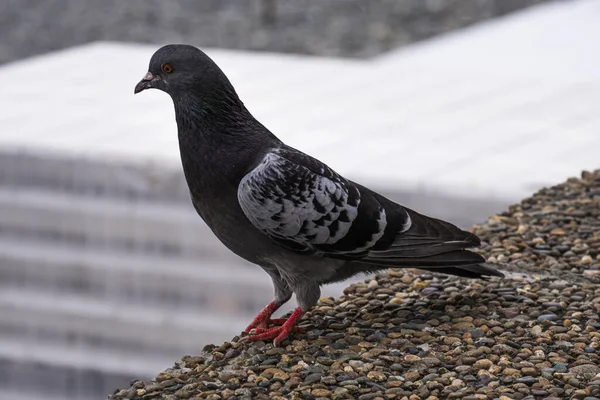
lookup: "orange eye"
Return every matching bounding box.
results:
[161,63,174,74]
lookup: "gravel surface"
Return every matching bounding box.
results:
[109,169,600,400]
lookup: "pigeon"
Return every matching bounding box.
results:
[134,44,504,346]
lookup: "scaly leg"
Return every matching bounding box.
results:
[244,301,282,333]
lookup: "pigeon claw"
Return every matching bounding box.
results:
[248,325,305,335]
[242,307,304,347]
[246,326,291,347]
[266,318,292,326]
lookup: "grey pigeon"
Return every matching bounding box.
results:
[134,44,503,346]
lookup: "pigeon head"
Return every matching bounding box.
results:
[134,44,239,108]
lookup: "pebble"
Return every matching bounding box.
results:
[516,376,536,384]
[538,314,559,321]
[570,364,600,378]
[522,367,538,377]
[304,373,322,384]
[108,169,600,400]
[553,363,568,373]
[312,388,332,397]
[473,359,493,370]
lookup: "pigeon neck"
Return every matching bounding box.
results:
[172,87,276,144]
[173,89,245,126]
[174,97,280,197]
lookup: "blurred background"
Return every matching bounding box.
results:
[0,0,598,399]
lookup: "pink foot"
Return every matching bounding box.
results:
[243,307,304,347]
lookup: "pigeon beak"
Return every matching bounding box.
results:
[134,71,162,94]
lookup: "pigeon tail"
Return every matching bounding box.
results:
[356,250,502,276]
[350,207,504,279]
[418,262,505,279]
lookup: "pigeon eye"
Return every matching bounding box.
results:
[161,63,174,74]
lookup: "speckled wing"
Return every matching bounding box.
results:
[237,147,390,258]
